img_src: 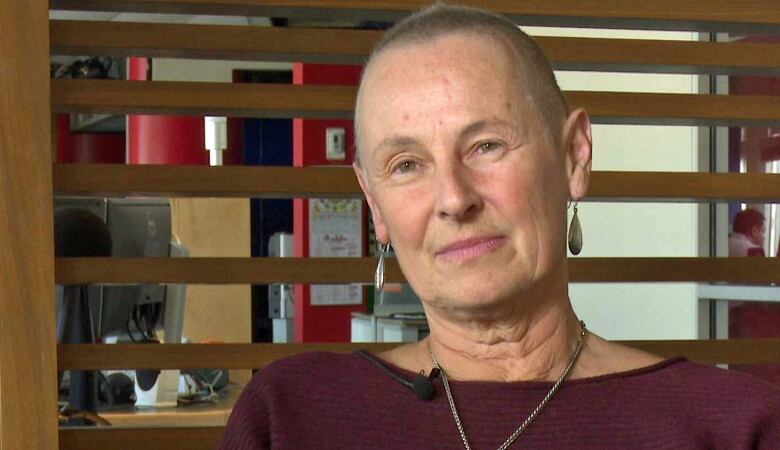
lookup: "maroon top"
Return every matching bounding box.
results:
[218,351,780,449]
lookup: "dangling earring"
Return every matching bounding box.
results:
[568,201,583,255]
[375,242,389,292]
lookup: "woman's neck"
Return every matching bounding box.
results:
[424,298,583,382]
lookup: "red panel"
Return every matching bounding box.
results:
[294,63,362,86]
[55,114,125,164]
[127,57,228,166]
[128,55,149,81]
[71,134,125,163]
[293,63,366,343]
[127,115,207,165]
[56,114,75,163]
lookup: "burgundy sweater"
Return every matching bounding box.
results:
[218,352,780,449]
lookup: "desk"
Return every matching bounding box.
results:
[100,386,240,427]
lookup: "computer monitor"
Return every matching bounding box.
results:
[100,198,170,340]
[54,197,185,344]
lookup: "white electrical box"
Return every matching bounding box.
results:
[326,127,346,161]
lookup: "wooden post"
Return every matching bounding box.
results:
[0,0,58,449]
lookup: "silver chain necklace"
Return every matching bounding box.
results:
[429,320,588,450]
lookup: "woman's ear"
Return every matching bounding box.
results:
[562,108,593,201]
[353,163,390,244]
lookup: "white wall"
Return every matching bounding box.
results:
[523,27,704,340]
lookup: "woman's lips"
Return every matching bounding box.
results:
[435,236,506,263]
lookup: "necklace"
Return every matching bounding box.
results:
[429,320,588,450]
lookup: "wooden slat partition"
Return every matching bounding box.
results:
[50,20,780,76]
[60,427,223,450]
[55,257,780,284]
[58,339,780,369]
[1,0,59,448]
[54,164,780,202]
[35,4,780,450]
[51,79,780,126]
[47,0,780,32]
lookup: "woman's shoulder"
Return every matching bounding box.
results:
[577,336,780,404]
[662,359,780,401]
[590,345,780,414]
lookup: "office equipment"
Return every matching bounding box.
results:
[54,197,187,407]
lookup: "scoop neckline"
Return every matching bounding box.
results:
[353,350,688,390]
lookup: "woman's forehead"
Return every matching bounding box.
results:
[357,36,535,150]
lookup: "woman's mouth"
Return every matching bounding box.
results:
[435,236,506,263]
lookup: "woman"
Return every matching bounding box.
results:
[219,5,780,449]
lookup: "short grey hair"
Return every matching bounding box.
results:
[354,3,569,166]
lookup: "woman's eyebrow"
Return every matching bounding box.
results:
[370,135,422,160]
[458,119,519,142]
[369,120,520,160]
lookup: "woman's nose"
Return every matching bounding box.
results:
[434,165,483,221]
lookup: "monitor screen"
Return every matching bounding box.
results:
[100,198,171,338]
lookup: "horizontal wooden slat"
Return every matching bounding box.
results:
[51,79,356,119]
[588,172,780,202]
[561,91,780,126]
[48,0,780,33]
[50,20,780,76]
[59,427,222,450]
[55,257,400,284]
[50,20,377,65]
[57,339,780,370]
[58,343,395,370]
[539,36,780,76]
[51,79,780,126]
[55,257,780,284]
[569,258,780,283]
[54,165,361,198]
[53,164,780,202]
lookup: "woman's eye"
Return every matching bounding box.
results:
[392,160,417,174]
[476,142,501,154]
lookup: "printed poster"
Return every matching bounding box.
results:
[308,198,363,305]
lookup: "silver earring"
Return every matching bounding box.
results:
[568,201,583,255]
[375,242,389,292]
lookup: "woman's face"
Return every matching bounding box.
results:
[355,33,582,313]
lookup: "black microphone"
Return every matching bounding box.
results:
[412,367,439,401]
[355,350,438,401]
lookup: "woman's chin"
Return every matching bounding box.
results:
[431,283,531,315]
